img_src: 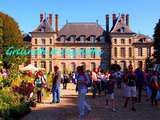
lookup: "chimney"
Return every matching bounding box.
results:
[121,14,125,25]
[126,14,129,26]
[55,14,58,33]
[106,14,109,32]
[49,14,52,26]
[112,14,116,27]
[40,13,43,23]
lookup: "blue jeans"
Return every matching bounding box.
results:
[52,86,60,103]
[79,89,91,116]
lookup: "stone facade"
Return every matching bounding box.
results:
[29,13,153,72]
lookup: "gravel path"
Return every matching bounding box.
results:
[22,84,160,120]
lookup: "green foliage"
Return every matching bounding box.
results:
[0,87,31,119]
[153,19,160,64]
[0,12,25,69]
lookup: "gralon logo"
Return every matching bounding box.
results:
[5,46,104,56]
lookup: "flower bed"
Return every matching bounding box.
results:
[0,87,33,119]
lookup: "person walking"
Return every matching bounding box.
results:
[77,66,91,118]
[51,66,61,103]
[134,68,145,103]
[106,75,117,112]
[150,71,159,106]
[91,68,98,98]
[34,73,43,103]
[124,66,137,111]
[63,72,69,89]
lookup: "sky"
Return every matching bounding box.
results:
[0,0,160,37]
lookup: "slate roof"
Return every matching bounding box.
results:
[33,18,53,32]
[110,15,135,34]
[58,22,105,38]
[134,34,153,43]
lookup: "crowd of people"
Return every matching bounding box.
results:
[32,65,160,119]
[74,65,160,118]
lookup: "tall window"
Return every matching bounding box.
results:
[80,48,86,58]
[114,39,117,44]
[35,39,37,44]
[49,47,52,58]
[41,48,46,58]
[138,48,143,56]
[91,62,96,71]
[121,48,125,57]
[49,61,52,72]
[90,48,96,58]
[129,39,132,44]
[114,47,117,57]
[61,48,66,58]
[71,48,76,58]
[147,47,151,57]
[41,61,46,68]
[34,47,37,58]
[50,39,52,44]
[129,47,132,57]
[42,39,45,45]
[121,39,125,44]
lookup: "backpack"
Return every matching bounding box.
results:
[77,73,92,87]
[35,78,42,88]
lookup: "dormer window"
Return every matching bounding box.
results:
[70,36,75,41]
[80,36,85,41]
[60,36,65,41]
[90,36,95,41]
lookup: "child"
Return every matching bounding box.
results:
[106,75,116,112]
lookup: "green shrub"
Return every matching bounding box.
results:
[0,88,31,119]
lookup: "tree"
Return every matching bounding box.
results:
[0,12,25,69]
[153,19,160,64]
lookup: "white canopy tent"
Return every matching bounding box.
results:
[20,64,38,72]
